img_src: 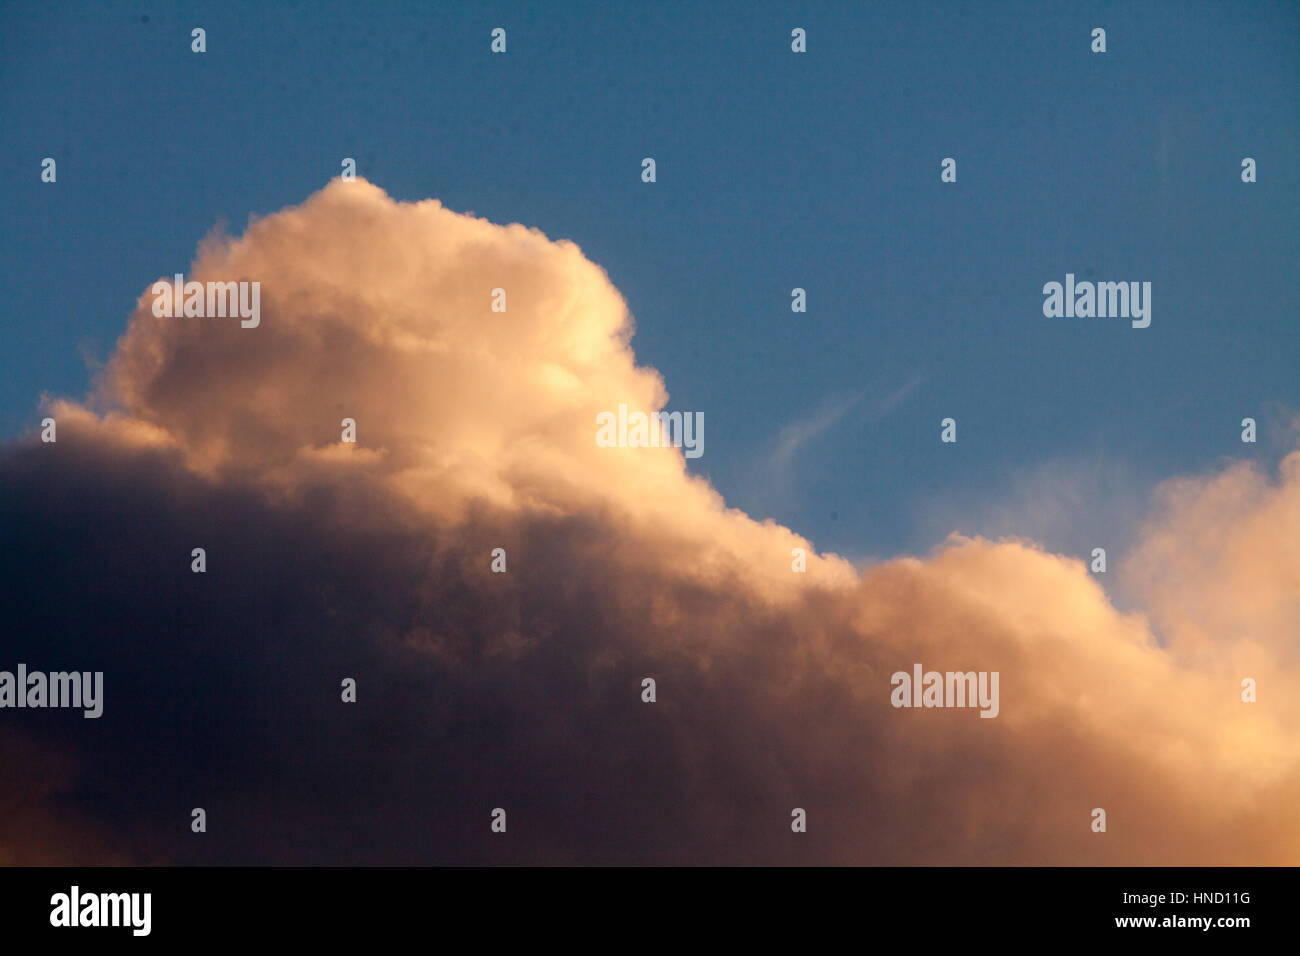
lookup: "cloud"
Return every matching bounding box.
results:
[770,392,866,471]
[748,377,922,514]
[1125,453,1300,671]
[913,452,1155,572]
[1,180,1296,863]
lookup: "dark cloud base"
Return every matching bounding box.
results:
[0,432,862,864]
[3,429,1295,865]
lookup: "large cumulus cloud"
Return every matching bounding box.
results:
[1,180,1296,864]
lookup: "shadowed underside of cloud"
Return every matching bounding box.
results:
[1,180,1296,864]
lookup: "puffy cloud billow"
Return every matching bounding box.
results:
[1,180,1296,864]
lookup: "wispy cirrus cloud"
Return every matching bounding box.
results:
[748,376,923,514]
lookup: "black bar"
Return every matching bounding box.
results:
[0,866,1285,943]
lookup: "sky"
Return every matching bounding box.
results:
[0,1,1297,865]
[4,0,1296,561]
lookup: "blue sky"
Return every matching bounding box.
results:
[2,0,1297,560]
